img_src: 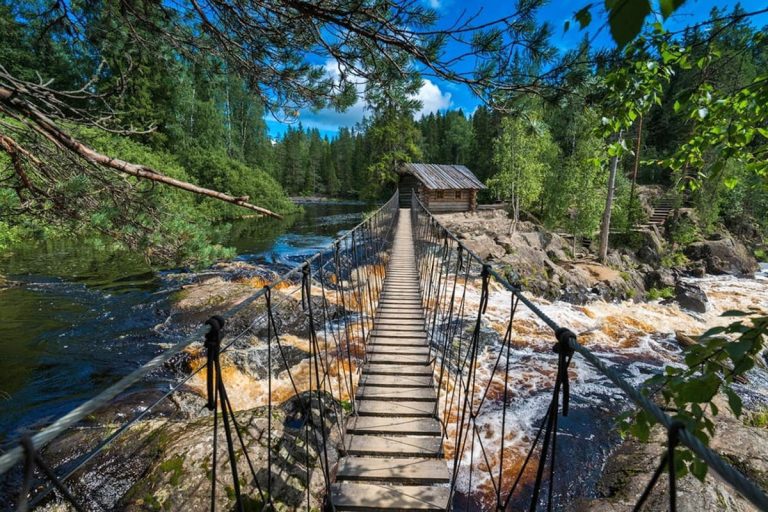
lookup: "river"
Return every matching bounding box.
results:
[1,208,766,508]
[0,201,371,446]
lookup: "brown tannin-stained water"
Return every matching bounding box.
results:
[443,264,768,508]
[0,202,370,445]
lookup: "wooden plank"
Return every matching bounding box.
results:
[367,346,429,356]
[346,416,441,435]
[369,334,427,343]
[364,364,433,376]
[344,435,442,457]
[368,353,429,365]
[359,374,434,388]
[357,387,436,402]
[331,482,450,511]
[373,329,426,338]
[356,400,435,417]
[336,457,449,484]
[374,320,426,329]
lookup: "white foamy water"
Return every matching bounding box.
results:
[432,266,768,507]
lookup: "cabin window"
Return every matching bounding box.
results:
[436,190,445,199]
[455,190,462,199]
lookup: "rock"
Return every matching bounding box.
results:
[637,245,659,264]
[675,281,709,313]
[685,237,759,276]
[34,393,340,511]
[576,394,768,512]
[644,269,676,290]
[463,234,505,261]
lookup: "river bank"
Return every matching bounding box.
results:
[435,208,761,306]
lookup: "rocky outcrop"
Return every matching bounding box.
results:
[438,211,643,304]
[35,392,340,511]
[572,396,768,512]
[685,236,759,276]
[675,281,709,313]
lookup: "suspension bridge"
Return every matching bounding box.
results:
[1,192,767,511]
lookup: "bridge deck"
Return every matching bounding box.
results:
[331,209,450,511]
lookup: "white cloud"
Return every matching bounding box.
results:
[269,60,453,134]
[414,79,453,118]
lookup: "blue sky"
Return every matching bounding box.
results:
[265,0,768,139]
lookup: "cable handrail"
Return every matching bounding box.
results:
[410,192,768,511]
[0,192,400,479]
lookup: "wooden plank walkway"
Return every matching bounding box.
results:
[331,209,450,511]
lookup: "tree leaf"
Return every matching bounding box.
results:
[691,457,708,481]
[575,6,592,30]
[722,310,750,317]
[677,374,720,403]
[606,0,651,48]
[660,0,687,19]
[724,387,743,417]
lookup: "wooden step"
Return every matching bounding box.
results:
[373,324,425,331]
[364,364,433,376]
[357,387,436,401]
[346,416,441,435]
[376,314,425,322]
[336,457,449,484]
[368,354,429,365]
[331,482,450,511]
[368,346,429,356]
[344,435,442,457]
[372,332,426,341]
[357,400,435,417]
[359,374,434,388]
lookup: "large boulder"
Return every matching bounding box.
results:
[644,268,676,290]
[463,234,505,261]
[684,236,759,276]
[675,281,709,313]
[572,394,768,512]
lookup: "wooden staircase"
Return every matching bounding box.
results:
[647,196,675,226]
[331,209,450,511]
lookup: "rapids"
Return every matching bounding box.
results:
[0,202,370,445]
[443,263,768,508]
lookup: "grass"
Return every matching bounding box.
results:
[159,454,185,486]
[754,248,767,262]
[660,250,689,269]
[745,408,768,428]
[647,286,675,301]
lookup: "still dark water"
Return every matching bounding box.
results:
[0,202,370,445]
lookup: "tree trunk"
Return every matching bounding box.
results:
[627,115,643,230]
[0,86,282,219]
[599,130,623,262]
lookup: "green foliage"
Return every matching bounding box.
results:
[744,408,768,429]
[754,249,768,263]
[568,0,688,48]
[620,312,768,480]
[542,105,605,237]
[669,216,700,246]
[647,286,675,301]
[660,250,689,269]
[488,114,558,229]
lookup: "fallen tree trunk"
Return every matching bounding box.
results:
[0,85,282,219]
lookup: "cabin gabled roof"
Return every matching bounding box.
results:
[401,163,487,190]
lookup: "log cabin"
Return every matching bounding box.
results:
[398,163,486,212]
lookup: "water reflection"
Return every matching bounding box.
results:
[0,201,369,442]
